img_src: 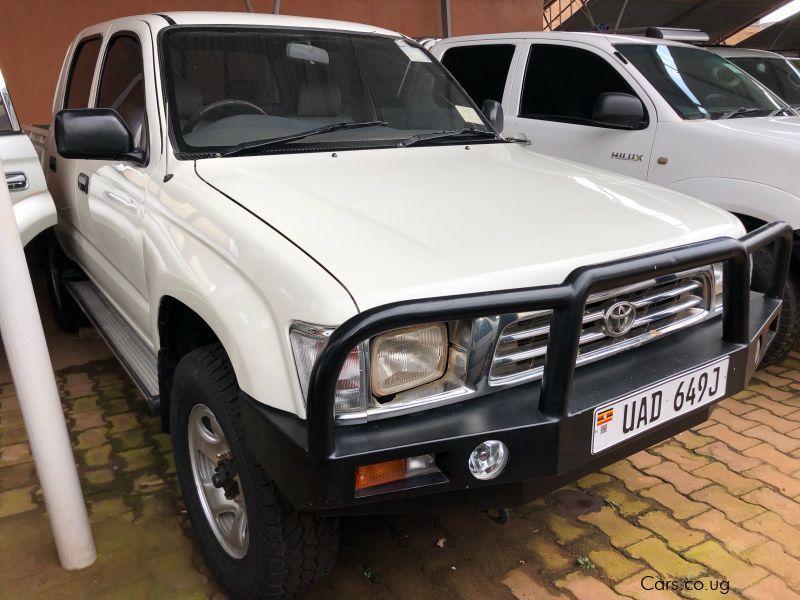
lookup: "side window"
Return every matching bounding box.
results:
[520,45,643,126]
[441,44,515,108]
[0,99,13,132]
[64,37,102,109]
[96,34,148,152]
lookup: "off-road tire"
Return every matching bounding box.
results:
[751,249,800,365]
[45,233,88,333]
[170,343,339,599]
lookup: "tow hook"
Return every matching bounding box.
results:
[484,507,510,525]
[211,454,241,500]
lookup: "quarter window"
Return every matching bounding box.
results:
[96,34,148,152]
[520,45,643,127]
[441,44,515,108]
[64,36,102,109]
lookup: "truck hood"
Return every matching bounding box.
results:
[196,144,742,310]
[700,115,800,144]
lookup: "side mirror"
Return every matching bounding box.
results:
[591,92,645,129]
[481,99,504,132]
[55,108,136,161]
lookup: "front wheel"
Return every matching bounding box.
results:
[170,344,339,599]
[751,249,800,365]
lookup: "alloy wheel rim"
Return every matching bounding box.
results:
[187,403,249,559]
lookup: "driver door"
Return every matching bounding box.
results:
[504,42,658,181]
[74,22,159,338]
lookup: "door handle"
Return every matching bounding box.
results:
[48,156,57,172]
[5,171,28,192]
[103,190,136,212]
[77,173,89,193]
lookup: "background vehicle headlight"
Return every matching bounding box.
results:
[289,323,367,415]
[371,323,448,397]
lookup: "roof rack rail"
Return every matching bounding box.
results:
[612,27,710,43]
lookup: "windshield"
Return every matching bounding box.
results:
[162,27,494,156]
[727,56,800,108]
[615,44,787,120]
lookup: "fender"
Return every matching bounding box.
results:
[143,175,359,419]
[12,191,57,246]
[667,177,800,230]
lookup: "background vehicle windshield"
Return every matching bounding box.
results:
[163,27,492,154]
[616,44,786,120]
[727,56,800,108]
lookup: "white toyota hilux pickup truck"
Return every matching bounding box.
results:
[41,13,789,598]
[432,31,800,362]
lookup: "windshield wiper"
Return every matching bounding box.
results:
[222,121,389,157]
[399,128,500,148]
[721,107,765,119]
[770,107,796,116]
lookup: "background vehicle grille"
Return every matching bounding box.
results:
[489,266,717,385]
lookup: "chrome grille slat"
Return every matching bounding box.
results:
[632,295,703,327]
[632,281,701,308]
[489,266,716,385]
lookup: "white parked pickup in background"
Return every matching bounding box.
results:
[433,31,800,359]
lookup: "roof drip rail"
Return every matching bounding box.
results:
[613,27,710,43]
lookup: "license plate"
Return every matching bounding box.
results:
[591,358,729,454]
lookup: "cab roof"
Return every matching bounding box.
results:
[435,30,702,50]
[709,46,787,60]
[94,11,402,38]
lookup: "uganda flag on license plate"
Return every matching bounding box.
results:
[596,408,614,427]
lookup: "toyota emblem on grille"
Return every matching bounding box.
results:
[604,301,637,337]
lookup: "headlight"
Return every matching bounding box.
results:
[371,324,448,397]
[289,321,450,419]
[289,322,367,415]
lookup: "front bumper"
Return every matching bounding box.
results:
[242,223,792,515]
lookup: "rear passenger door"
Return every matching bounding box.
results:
[504,42,657,180]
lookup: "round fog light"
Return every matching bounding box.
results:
[468,440,508,480]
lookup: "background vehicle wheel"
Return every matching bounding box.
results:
[45,233,87,333]
[751,249,800,365]
[171,343,339,599]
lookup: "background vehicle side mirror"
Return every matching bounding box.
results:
[55,108,138,161]
[591,93,646,129]
[481,99,504,132]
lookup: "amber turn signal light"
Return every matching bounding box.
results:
[355,454,439,492]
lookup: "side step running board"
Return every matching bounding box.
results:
[66,280,160,415]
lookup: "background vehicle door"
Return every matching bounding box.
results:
[504,42,658,180]
[73,22,159,338]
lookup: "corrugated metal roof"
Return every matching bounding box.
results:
[554,0,790,44]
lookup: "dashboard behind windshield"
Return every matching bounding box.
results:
[162,27,493,156]
[616,44,786,120]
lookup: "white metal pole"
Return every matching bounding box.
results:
[0,158,96,570]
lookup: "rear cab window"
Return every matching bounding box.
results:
[64,36,103,109]
[441,44,516,108]
[520,44,646,127]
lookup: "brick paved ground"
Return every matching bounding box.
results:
[1,293,799,598]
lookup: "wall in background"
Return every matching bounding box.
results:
[0,0,541,124]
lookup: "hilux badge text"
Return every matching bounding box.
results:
[611,152,644,162]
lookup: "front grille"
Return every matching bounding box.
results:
[490,266,717,385]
